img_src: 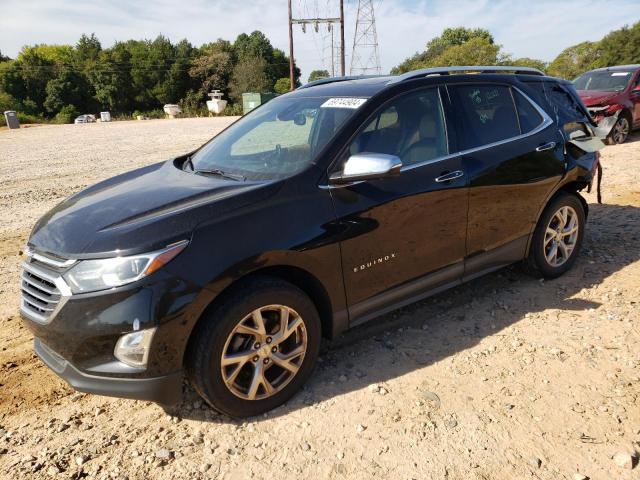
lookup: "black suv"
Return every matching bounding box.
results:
[21,66,601,417]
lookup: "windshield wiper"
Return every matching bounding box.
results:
[194,168,246,182]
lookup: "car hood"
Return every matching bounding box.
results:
[29,159,278,257]
[577,90,622,107]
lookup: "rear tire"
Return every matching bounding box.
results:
[525,193,585,279]
[186,276,321,418]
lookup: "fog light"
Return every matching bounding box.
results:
[114,328,156,368]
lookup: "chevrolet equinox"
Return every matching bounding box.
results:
[20,66,602,417]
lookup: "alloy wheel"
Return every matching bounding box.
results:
[612,117,630,144]
[543,206,579,267]
[220,305,307,400]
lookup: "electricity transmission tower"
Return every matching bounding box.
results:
[350,0,381,75]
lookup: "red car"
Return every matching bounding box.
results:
[574,64,640,144]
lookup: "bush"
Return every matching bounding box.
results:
[54,104,78,124]
[224,102,244,116]
[0,112,47,127]
[274,77,291,94]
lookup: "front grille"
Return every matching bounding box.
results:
[20,250,74,324]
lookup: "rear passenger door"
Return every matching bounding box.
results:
[448,83,565,279]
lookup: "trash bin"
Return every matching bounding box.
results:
[242,93,277,115]
[100,111,111,122]
[4,111,20,129]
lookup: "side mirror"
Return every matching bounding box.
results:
[329,153,402,185]
[632,85,640,94]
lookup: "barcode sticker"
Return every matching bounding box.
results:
[321,98,367,109]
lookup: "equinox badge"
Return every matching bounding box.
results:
[353,253,397,273]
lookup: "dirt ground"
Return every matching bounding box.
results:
[0,118,638,480]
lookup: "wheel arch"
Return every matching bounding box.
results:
[182,258,344,369]
[525,181,589,256]
[619,107,633,125]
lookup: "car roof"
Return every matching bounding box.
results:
[288,76,394,98]
[588,64,640,72]
[290,66,554,98]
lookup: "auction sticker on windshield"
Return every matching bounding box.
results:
[321,98,367,109]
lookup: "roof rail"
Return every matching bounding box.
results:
[298,75,383,89]
[388,65,545,84]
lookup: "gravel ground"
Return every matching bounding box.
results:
[0,118,639,480]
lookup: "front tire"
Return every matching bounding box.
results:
[606,115,630,145]
[186,276,321,418]
[525,193,585,279]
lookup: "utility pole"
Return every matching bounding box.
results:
[288,0,295,90]
[339,0,345,76]
[330,29,335,77]
[350,0,382,75]
[288,0,346,88]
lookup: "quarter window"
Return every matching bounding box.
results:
[451,85,519,150]
[513,90,543,133]
[349,88,448,167]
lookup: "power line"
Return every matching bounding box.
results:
[288,0,345,89]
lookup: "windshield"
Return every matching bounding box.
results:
[573,70,634,92]
[190,95,365,181]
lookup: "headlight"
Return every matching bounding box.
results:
[63,240,188,293]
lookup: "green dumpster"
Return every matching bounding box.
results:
[242,93,277,115]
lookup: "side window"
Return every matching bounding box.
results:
[349,88,448,167]
[513,90,543,133]
[451,85,519,150]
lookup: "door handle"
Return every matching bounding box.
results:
[536,141,556,152]
[435,170,464,183]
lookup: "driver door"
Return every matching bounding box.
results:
[328,86,468,324]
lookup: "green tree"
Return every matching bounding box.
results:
[596,21,640,67]
[392,27,495,74]
[75,33,102,64]
[547,41,601,79]
[234,31,274,62]
[0,50,10,62]
[44,68,91,114]
[228,56,271,100]
[189,39,234,97]
[308,69,330,82]
[163,39,194,104]
[502,57,547,72]
[13,49,56,111]
[429,37,501,67]
[274,77,291,94]
[89,43,134,112]
[0,91,20,111]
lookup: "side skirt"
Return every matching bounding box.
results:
[349,263,463,328]
[346,235,529,329]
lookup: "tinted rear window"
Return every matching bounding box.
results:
[451,85,519,150]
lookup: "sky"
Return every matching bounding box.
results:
[0,0,637,82]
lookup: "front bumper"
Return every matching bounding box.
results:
[591,110,620,139]
[35,338,183,405]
